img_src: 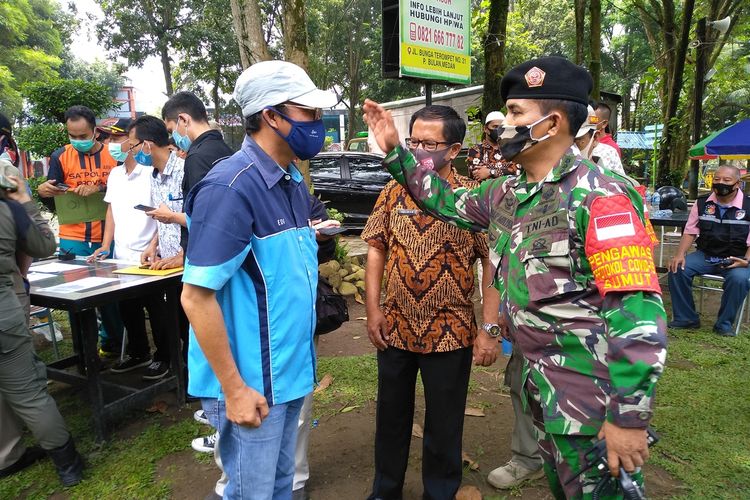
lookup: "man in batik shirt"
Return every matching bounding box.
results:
[467,111,518,181]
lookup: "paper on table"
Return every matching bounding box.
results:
[41,277,119,293]
[26,272,56,283]
[32,262,88,273]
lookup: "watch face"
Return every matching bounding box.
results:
[484,324,501,337]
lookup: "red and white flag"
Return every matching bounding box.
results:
[594,212,635,241]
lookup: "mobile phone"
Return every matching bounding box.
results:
[56,183,70,191]
[134,204,156,211]
[319,226,347,236]
[139,263,152,269]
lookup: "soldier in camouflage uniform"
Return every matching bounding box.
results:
[363,56,667,499]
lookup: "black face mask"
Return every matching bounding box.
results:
[713,182,738,197]
[488,128,500,143]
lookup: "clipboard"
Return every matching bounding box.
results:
[112,266,184,276]
[54,192,108,225]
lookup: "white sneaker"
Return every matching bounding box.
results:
[487,461,545,489]
[193,409,209,425]
[191,432,218,453]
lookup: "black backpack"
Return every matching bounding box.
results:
[315,279,349,335]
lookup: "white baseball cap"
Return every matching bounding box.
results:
[233,60,339,117]
[485,111,505,124]
[576,105,600,138]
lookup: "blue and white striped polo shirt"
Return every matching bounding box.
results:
[183,136,318,405]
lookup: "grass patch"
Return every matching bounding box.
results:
[652,327,750,498]
[314,355,378,413]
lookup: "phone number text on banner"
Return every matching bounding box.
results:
[399,0,471,84]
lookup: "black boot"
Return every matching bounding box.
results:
[46,437,84,486]
[0,446,46,478]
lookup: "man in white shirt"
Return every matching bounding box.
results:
[88,119,169,380]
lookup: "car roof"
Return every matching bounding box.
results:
[314,151,385,159]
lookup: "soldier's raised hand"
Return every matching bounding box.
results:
[363,99,401,154]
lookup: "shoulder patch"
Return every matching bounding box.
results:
[584,194,660,297]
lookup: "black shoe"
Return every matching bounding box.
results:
[142,361,169,380]
[714,328,737,337]
[668,320,701,329]
[0,446,46,478]
[110,356,152,373]
[47,437,84,487]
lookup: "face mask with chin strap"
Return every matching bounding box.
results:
[498,114,552,161]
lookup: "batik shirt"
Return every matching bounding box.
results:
[385,145,667,436]
[151,151,184,259]
[361,169,489,354]
[466,139,518,177]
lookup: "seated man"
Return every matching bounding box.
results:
[668,165,750,336]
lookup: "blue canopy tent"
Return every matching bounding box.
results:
[689,119,750,160]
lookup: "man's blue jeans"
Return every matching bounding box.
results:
[668,250,750,332]
[202,396,305,500]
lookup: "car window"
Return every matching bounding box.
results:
[348,157,391,184]
[309,157,341,180]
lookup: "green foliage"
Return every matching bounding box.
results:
[15,123,67,158]
[26,175,52,211]
[23,78,118,124]
[58,57,126,97]
[0,0,72,116]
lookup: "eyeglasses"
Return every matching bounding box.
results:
[281,103,323,120]
[125,141,143,153]
[405,138,453,152]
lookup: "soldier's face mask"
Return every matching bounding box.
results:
[712,182,738,197]
[498,114,552,160]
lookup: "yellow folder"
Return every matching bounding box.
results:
[112,266,184,276]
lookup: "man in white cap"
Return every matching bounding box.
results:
[467,111,518,181]
[180,60,338,499]
[585,105,625,176]
[573,105,601,160]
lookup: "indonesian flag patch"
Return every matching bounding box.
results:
[585,194,661,297]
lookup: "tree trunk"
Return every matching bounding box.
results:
[657,0,695,187]
[574,0,587,65]
[621,82,631,131]
[588,0,601,99]
[230,0,272,69]
[347,37,362,143]
[281,0,309,70]
[159,43,174,96]
[482,0,510,114]
[213,61,221,121]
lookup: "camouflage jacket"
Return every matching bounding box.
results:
[385,145,667,436]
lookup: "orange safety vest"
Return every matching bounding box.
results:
[48,143,117,242]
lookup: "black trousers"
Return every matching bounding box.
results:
[118,292,168,362]
[369,346,473,500]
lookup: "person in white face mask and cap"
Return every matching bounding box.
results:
[574,105,626,176]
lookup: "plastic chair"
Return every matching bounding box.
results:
[695,274,750,336]
[30,306,60,358]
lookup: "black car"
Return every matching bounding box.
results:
[309,151,389,230]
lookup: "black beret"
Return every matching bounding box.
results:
[500,56,593,105]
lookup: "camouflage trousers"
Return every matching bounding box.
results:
[536,430,645,499]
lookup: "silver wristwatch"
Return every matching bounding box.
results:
[482,323,501,338]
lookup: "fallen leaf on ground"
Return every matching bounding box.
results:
[146,400,168,414]
[412,423,424,438]
[314,373,333,394]
[462,451,480,471]
[455,485,482,500]
[340,405,359,413]
[356,316,367,321]
[353,336,361,340]
[464,407,485,417]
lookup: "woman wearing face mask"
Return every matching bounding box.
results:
[467,111,518,181]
